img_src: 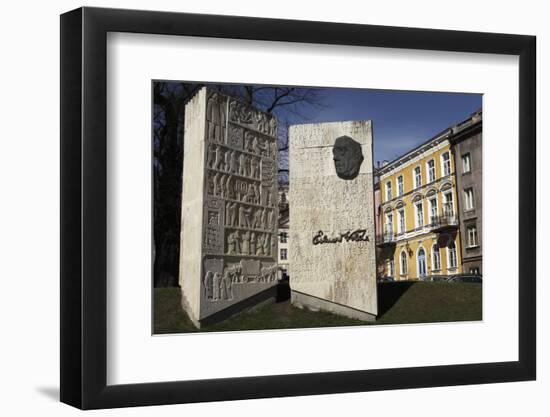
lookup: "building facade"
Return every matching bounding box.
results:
[376,130,462,280]
[450,111,482,275]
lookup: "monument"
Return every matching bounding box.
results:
[179,87,279,327]
[289,121,378,321]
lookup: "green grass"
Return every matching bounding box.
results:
[153,281,482,334]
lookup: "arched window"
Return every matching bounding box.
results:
[400,250,408,278]
[417,247,427,277]
[447,240,457,269]
[432,244,441,271]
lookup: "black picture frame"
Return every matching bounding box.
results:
[60,6,536,410]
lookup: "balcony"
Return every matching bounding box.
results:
[429,213,459,232]
[376,230,396,247]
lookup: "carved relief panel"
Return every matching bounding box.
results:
[201,92,278,308]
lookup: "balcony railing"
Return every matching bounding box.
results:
[429,213,459,231]
[376,230,396,246]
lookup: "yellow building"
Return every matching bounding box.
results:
[376,129,462,280]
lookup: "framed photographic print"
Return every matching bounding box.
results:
[60,6,536,410]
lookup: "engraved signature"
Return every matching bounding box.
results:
[312,229,370,245]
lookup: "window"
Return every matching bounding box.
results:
[417,248,427,277]
[427,159,436,183]
[462,153,471,173]
[470,267,480,275]
[398,208,405,234]
[464,188,475,211]
[443,191,454,216]
[447,241,457,269]
[429,197,438,223]
[442,152,451,176]
[280,248,287,260]
[386,213,394,234]
[467,225,478,247]
[280,232,287,243]
[386,181,392,201]
[387,258,395,277]
[400,251,408,276]
[397,175,404,196]
[414,166,422,188]
[432,244,441,271]
[415,202,424,227]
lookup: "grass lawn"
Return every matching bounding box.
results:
[154,281,482,334]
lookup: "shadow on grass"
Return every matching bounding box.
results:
[377,281,416,316]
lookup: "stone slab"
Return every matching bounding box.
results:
[288,121,378,318]
[179,87,279,326]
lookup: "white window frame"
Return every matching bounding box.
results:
[400,250,408,277]
[462,153,471,173]
[414,166,422,188]
[429,197,438,224]
[386,212,394,234]
[417,246,427,277]
[443,190,454,216]
[441,152,451,176]
[386,181,392,201]
[280,248,287,260]
[467,224,478,247]
[432,244,441,271]
[397,175,404,196]
[415,201,424,228]
[426,159,436,183]
[387,258,395,277]
[397,208,406,234]
[447,240,458,270]
[280,231,287,243]
[464,188,475,211]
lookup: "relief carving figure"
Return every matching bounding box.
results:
[256,234,265,256]
[245,184,256,203]
[203,270,214,299]
[243,206,252,228]
[252,207,262,229]
[250,232,257,255]
[212,271,222,300]
[241,231,250,255]
[258,138,268,156]
[252,184,260,204]
[212,172,220,196]
[238,152,247,176]
[238,204,246,228]
[207,93,222,142]
[226,202,238,226]
[227,231,240,255]
[263,234,271,256]
[224,175,234,199]
[220,268,233,300]
[332,135,364,180]
[251,136,260,154]
[207,144,216,168]
[214,145,223,170]
[250,157,259,179]
[218,174,226,197]
[230,150,239,174]
[224,147,231,172]
[244,131,254,153]
[260,208,268,230]
[269,117,277,136]
[244,155,251,178]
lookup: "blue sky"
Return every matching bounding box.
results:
[282,88,482,164]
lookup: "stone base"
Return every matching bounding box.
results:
[291,290,376,323]
[185,285,278,328]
